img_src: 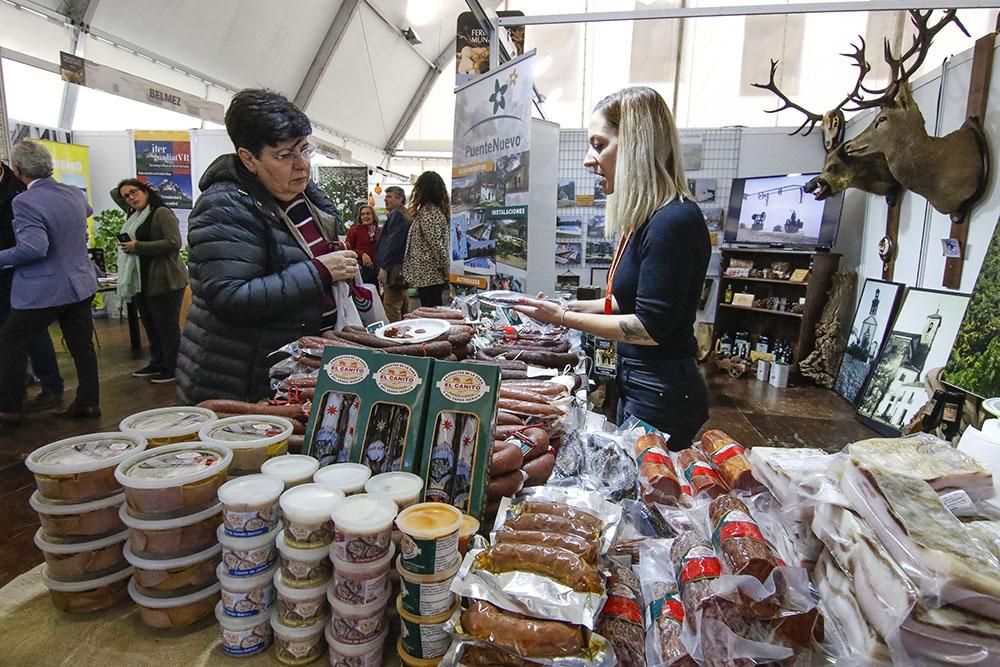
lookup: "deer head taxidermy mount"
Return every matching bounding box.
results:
[753,10,989,223]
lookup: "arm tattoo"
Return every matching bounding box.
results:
[619,316,653,342]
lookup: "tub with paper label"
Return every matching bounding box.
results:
[397,638,443,667]
[329,493,397,566]
[119,406,217,446]
[280,483,344,548]
[199,415,293,475]
[124,540,221,596]
[396,596,459,660]
[218,522,280,577]
[262,455,320,488]
[325,623,386,667]
[120,502,222,559]
[363,471,423,510]
[216,600,272,656]
[218,561,276,618]
[395,555,458,618]
[26,433,146,502]
[129,577,220,629]
[271,611,328,666]
[314,463,371,495]
[41,564,132,613]
[34,527,128,582]
[326,581,389,646]
[218,474,284,537]
[115,442,231,519]
[274,569,329,628]
[277,529,332,589]
[330,543,394,606]
[30,490,125,540]
[395,503,462,576]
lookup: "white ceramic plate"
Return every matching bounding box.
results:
[373,318,450,345]
[983,397,1000,418]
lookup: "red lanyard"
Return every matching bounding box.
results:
[604,226,634,315]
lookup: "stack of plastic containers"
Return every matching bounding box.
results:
[25,433,147,613]
[327,493,397,666]
[394,502,464,666]
[115,442,231,629]
[199,415,295,475]
[119,406,217,447]
[271,483,344,665]
[215,473,285,657]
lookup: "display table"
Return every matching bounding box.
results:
[0,565,404,666]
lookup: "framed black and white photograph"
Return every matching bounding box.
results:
[856,288,970,436]
[833,279,904,405]
[555,242,582,266]
[587,215,606,239]
[557,178,576,207]
[586,240,614,265]
[556,272,580,294]
[556,216,583,237]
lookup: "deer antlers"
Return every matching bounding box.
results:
[754,9,969,132]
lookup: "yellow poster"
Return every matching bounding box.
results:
[38,140,92,237]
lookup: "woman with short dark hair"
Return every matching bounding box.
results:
[177,88,359,404]
[402,171,450,307]
[113,178,188,383]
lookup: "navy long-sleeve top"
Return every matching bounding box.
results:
[611,198,710,363]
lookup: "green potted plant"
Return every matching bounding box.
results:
[92,208,126,273]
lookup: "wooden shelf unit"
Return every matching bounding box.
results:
[714,247,840,367]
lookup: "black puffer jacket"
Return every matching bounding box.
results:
[176,154,339,404]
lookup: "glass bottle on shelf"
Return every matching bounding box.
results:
[723,283,734,304]
[756,335,770,354]
[719,333,732,356]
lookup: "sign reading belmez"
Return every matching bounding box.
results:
[450,52,535,291]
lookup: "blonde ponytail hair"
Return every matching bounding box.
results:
[594,87,690,237]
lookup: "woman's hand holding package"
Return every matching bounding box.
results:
[317,249,359,281]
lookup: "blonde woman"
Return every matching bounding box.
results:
[515,87,710,448]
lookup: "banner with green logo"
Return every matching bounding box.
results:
[450,51,534,293]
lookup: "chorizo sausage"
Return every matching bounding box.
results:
[196,400,307,419]
[676,448,727,498]
[494,341,571,354]
[496,411,524,426]
[490,441,524,476]
[472,352,528,371]
[499,387,553,405]
[335,327,399,348]
[493,529,599,564]
[379,340,453,358]
[487,469,526,500]
[500,380,568,396]
[502,427,549,459]
[635,432,682,505]
[699,430,763,492]
[474,543,603,594]
[500,369,529,380]
[523,452,555,486]
[497,398,562,418]
[462,600,585,658]
[287,434,305,454]
[503,512,598,541]
[519,501,602,532]
[708,495,781,582]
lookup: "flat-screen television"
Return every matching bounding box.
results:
[724,173,843,249]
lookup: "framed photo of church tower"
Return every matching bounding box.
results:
[856,288,970,436]
[834,279,905,405]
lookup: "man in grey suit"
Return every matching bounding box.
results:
[0,141,100,424]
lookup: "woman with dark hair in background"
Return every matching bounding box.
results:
[402,171,450,307]
[177,88,358,404]
[345,203,380,285]
[113,179,188,383]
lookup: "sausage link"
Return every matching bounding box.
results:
[487,469,526,500]
[491,441,524,476]
[523,452,555,486]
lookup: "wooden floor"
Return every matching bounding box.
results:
[0,318,874,588]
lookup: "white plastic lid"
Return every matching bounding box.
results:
[217,521,281,550]
[119,407,217,439]
[30,490,125,515]
[123,539,221,571]
[363,472,423,503]
[128,576,220,608]
[270,610,327,639]
[279,483,344,523]
[326,623,388,657]
[330,493,398,534]
[216,561,277,591]
[313,463,372,494]
[215,600,270,630]
[199,415,293,449]
[217,474,284,507]
[26,433,147,476]
[459,514,480,537]
[332,542,395,575]
[34,527,128,554]
[396,502,462,540]
[275,529,330,563]
[119,501,222,531]
[41,564,133,592]
[260,455,319,484]
[326,580,389,617]
[272,569,327,601]
[114,442,232,489]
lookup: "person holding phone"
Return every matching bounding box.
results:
[113,178,188,384]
